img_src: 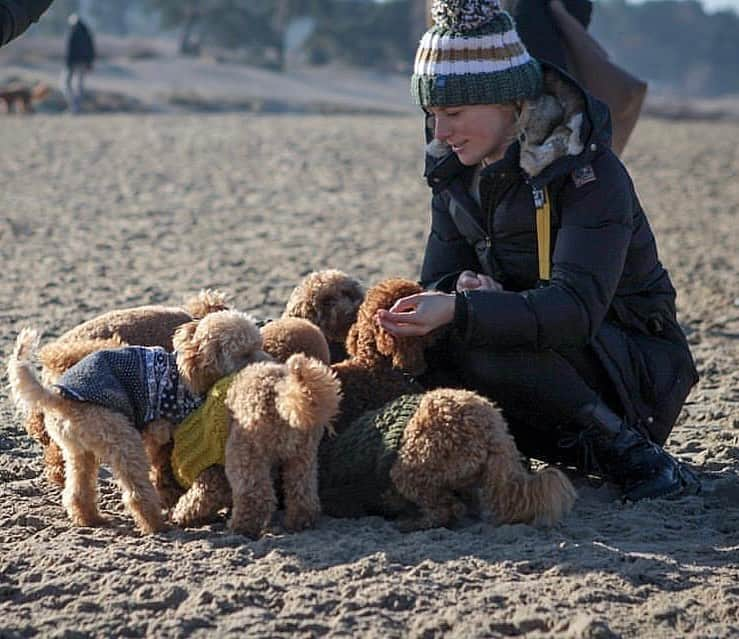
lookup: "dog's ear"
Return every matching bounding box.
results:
[374,323,396,359]
[344,322,360,358]
[173,320,215,394]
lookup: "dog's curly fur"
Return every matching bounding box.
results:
[222,354,341,537]
[318,277,577,529]
[7,310,266,534]
[283,269,364,363]
[321,388,577,529]
[330,278,433,433]
[169,317,334,529]
[25,290,229,488]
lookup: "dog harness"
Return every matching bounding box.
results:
[55,346,202,430]
[318,394,424,518]
[170,373,237,488]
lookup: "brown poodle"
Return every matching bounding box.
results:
[168,317,334,529]
[25,289,229,487]
[329,278,432,433]
[282,269,364,363]
[318,277,577,529]
[319,388,577,529]
[8,310,266,534]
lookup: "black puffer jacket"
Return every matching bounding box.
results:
[420,66,697,445]
[0,0,54,47]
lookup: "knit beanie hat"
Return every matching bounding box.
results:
[411,0,543,108]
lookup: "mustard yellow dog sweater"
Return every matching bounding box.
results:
[171,373,236,488]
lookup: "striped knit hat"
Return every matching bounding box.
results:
[411,0,543,107]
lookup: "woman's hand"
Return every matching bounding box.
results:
[456,270,503,293]
[376,291,455,337]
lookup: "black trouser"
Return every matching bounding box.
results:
[421,337,621,461]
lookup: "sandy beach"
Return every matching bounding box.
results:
[1,111,737,638]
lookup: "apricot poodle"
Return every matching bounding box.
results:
[168,316,334,529]
[8,310,266,534]
[25,289,229,487]
[282,269,364,363]
[319,388,577,529]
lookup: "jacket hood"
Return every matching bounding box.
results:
[424,63,613,190]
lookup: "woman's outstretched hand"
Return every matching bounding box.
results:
[376,291,455,337]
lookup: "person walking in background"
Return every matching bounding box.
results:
[0,0,54,47]
[63,13,94,114]
[507,0,647,156]
[379,0,699,502]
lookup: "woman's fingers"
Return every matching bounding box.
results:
[477,274,503,291]
[377,314,428,337]
[456,270,481,292]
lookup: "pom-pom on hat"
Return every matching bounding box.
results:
[411,0,543,108]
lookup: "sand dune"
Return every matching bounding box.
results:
[1,112,737,637]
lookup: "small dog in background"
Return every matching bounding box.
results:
[8,310,267,534]
[0,82,50,113]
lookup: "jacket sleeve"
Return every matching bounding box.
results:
[0,0,54,46]
[458,151,634,350]
[420,190,481,292]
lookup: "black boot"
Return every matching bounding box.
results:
[563,400,700,501]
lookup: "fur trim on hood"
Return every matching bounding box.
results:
[425,68,586,178]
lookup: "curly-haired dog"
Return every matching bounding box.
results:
[221,354,341,537]
[168,317,334,529]
[25,289,230,488]
[8,310,266,534]
[329,278,432,434]
[283,269,364,363]
[319,389,576,529]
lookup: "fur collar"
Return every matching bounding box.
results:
[424,69,586,178]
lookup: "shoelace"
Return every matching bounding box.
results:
[557,425,606,487]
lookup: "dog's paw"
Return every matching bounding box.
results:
[71,512,109,528]
[284,507,320,532]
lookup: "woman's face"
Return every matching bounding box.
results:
[428,103,517,166]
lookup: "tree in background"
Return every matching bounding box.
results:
[592,0,739,96]
[146,0,328,64]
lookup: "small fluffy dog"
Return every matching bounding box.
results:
[8,310,266,534]
[330,278,431,433]
[282,269,364,363]
[319,389,577,529]
[222,353,341,538]
[25,289,229,487]
[318,277,576,529]
[168,317,335,531]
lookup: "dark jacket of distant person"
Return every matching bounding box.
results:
[0,0,54,47]
[65,16,95,68]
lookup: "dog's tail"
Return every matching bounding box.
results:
[274,353,341,434]
[38,336,124,380]
[183,289,230,319]
[480,409,577,527]
[8,328,68,415]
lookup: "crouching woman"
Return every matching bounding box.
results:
[378,0,700,501]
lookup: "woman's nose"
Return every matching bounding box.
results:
[434,116,451,141]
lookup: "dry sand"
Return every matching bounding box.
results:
[1,112,737,638]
